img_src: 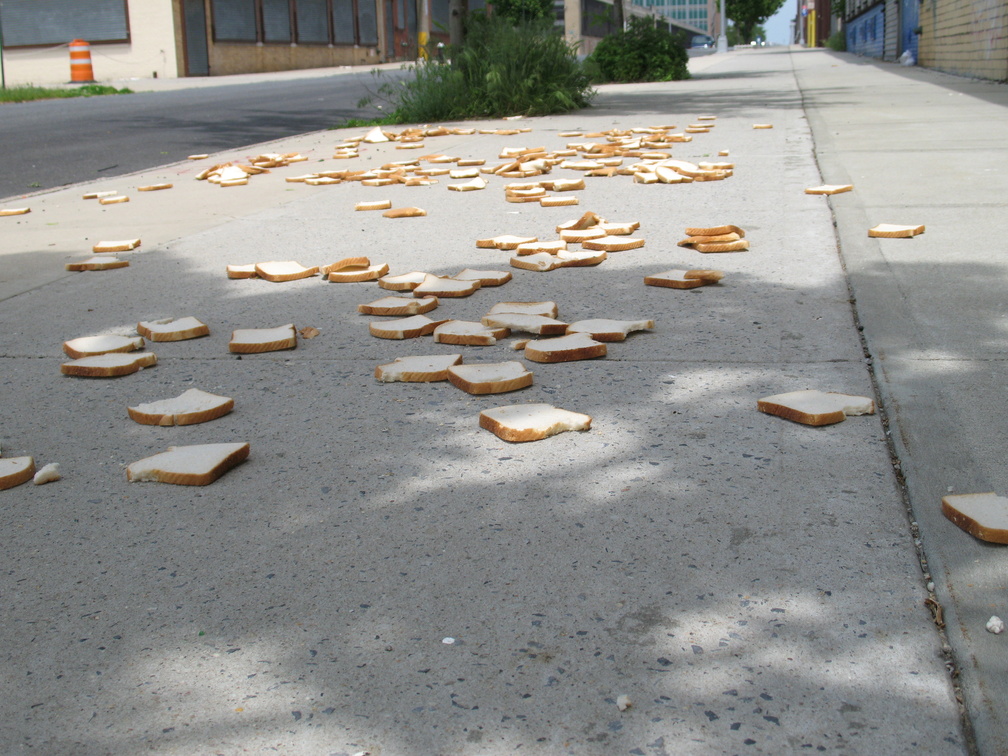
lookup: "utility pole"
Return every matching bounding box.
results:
[449,0,465,46]
[0,1,6,90]
[716,0,728,52]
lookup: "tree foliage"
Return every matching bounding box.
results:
[587,17,690,83]
[726,0,785,44]
[490,0,554,23]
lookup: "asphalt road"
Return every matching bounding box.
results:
[0,70,407,200]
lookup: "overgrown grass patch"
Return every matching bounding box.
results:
[0,84,132,104]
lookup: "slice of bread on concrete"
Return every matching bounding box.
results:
[476,234,538,250]
[136,316,210,341]
[695,239,749,253]
[355,199,393,211]
[0,456,36,490]
[413,274,480,298]
[644,269,723,288]
[0,207,30,216]
[63,334,145,359]
[375,353,463,382]
[565,318,654,342]
[451,269,512,287]
[128,388,234,426]
[678,232,741,247]
[99,195,129,205]
[66,256,129,272]
[539,196,580,207]
[510,253,563,272]
[579,235,644,252]
[126,442,249,486]
[358,295,439,316]
[557,250,608,267]
[481,313,569,335]
[254,261,320,282]
[487,301,559,318]
[325,258,390,282]
[93,239,141,253]
[226,263,258,279]
[61,352,157,377]
[559,228,606,243]
[941,493,1008,544]
[369,315,449,339]
[382,207,426,218]
[447,361,534,394]
[757,389,875,426]
[684,225,745,237]
[515,240,568,256]
[523,333,607,363]
[597,221,640,235]
[805,184,853,195]
[556,211,603,232]
[479,403,592,442]
[434,320,510,346]
[868,223,925,238]
[137,183,173,192]
[448,177,488,192]
[378,271,428,291]
[229,324,297,353]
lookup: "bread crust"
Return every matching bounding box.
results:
[378,271,427,291]
[66,257,129,271]
[327,263,390,282]
[368,315,448,339]
[581,236,644,252]
[382,207,426,218]
[128,388,234,426]
[137,317,210,342]
[757,389,875,426]
[452,269,512,287]
[433,321,510,346]
[684,225,745,237]
[523,333,607,363]
[229,324,297,353]
[447,362,534,394]
[358,295,439,316]
[0,456,36,490]
[644,270,705,289]
[126,442,250,486]
[941,493,1008,544]
[254,261,320,282]
[375,354,463,382]
[61,352,157,377]
[412,275,480,297]
[63,334,145,359]
[479,404,592,442]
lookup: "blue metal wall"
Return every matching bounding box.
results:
[847,4,886,59]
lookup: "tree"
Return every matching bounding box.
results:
[490,0,554,23]
[726,0,784,44]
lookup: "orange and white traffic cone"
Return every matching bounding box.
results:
[69,39,95,83]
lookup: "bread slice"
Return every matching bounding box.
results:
[413,274,480,298]
[805,184,853,195]
[556,211,603,232]
[383,207,426,218]
[452,269,512,287]
[136,316,209,342]
[0,456,36,490]
[128,388,234,426]
[480,403,592,442]
[565,318,654,342]
[515,240,567,256]
[137,183,173,192]
[0,207,30,216]
[581,235,645,252]
[83,190,119,199]
[510,253,563,272]
[63,334,145,359]
[355,199,393,211]
[481,313,568,335]
[378,271,428,291]
[941,493,1008,544]
[757,389,875,426]
[368,314,448,339]
[448,177,488,192]
[678,233,741,247]
[868,223,925,238]
[434,320,510,346]
[487,301,559,318]
[254,261,320,282]
[61,352,157,377]
[229,324,297,353]
[93,239,141,253]
[375,353,463,382]
[126,442,249,486]
[539,196,579,207]
[99,195,129,205]
[33,463,61,485]
[475,234,538,250]
[597,221,640,235]
[557,249,608,267]
[695,239,749,253]
[447,361,533,394]
[644,269,723,288]
[523,333,607,363]
[66,256,129,272]
[226,263,258,279]
[684,225,745,237]
[559,228,607,243]
[358,295,439,316]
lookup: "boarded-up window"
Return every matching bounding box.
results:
[262,0,292,41]
[0,0,129,47]
[332,0,356,43]
[358,0,378,44]
[213,0,258,41]
[297,0,331,42]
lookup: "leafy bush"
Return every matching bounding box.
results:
[588,18,689,83]
[826,30,846,51]
[359,13,594,123]
[489,0,554,23]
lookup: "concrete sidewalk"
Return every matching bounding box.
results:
[0,48,999,754]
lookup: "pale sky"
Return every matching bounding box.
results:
[764,0,798,44]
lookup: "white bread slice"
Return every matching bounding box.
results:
[63,334,145,359]
[805,184,853,195]
[452,269,512,287]
[128,388,234,426]
[565,318,654,342]
[757,389,875,426]
[448,177,488,192]
[447,361,533,394]
[523,333,607,363]
[487,301,559,318]
[475,234,538,250]
[678,233,741,247]
[126,442,249,486]
[358,295,439,316]
[581,235,645,252]
[254,261,320,282]
[868,223,925,238]
[136,316,209,342]
[559,228,606,243]
[644,269,723,288]
[0,456,36,490]
[557,249,607,267]
[434,320,510,346]
[229,324,297,353]
[556,211,603,232]
[510,253,563,272]
[369,315,448,339]
[83,190,118,199]
[375,353,463,382]
[226,263,258,279]
[137,183,173,192]
[0,207,30,216]
[684,225,745,237]
[378,271,428,291]
[66,256,129,272]
[597,221,640,235]
[99,195,129,205]
[515,240,567,256]
[479,403,592,442]
[355,199,393,211]
[93,239,141,253]
[481,313,568,335]
[382,207,426,218]
[695,239,749,253]
[61,352,157,377]
[941,493,1008,544]
[326,261,390,282]
[412,274,480,298]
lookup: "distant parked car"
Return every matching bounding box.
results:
[690,34,715,49]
